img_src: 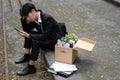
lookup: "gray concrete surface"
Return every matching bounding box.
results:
[40,0,120,80]
[3,0,54,80]
[0,0,5,79]
[2,0,120,80]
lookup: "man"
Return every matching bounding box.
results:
[15,3,62,76]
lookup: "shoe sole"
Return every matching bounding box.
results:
[17,70,36,76]
[15,60,30,64]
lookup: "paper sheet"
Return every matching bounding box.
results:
[51,62,77,72]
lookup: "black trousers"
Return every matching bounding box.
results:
[24,34,56,61]
[21,19,56,61]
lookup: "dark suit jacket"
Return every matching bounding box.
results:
[21,10,62,44]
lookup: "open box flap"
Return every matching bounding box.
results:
[73,37,96,53]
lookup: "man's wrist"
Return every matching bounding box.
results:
[26,33,30,38]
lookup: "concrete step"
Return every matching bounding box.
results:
[3,0,12,13]
[2,0,55,79]
[44,50,81,80]
[0,0,5,79]
[10,0,21,12]
[18,0,32,7]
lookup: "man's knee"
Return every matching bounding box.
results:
[32,40,39,44]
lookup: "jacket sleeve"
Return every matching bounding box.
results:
[20,18,28,32]
[20,18,35,33]
[29,16,56,40]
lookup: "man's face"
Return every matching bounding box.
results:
[26,10,36,22]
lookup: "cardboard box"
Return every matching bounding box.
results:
[55,45,78,64]
[55,37,96,64]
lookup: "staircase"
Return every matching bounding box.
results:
[0,0,54,80]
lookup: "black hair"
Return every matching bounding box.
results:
[20,3,37,16]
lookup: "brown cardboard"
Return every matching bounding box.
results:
[55,37,96,64]
[55,45,78,64]
[73,37,96,53]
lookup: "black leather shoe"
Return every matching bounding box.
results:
[15,56,30,64]
[17,66,36,76]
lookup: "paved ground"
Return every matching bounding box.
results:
[0,0,5,79]
[1,0,54,80]
[44,0,120,80]
[0,0,120,80]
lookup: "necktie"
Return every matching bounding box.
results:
[38,22,44,33]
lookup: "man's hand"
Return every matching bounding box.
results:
[18,31,30,38]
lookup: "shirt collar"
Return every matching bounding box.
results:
[36,11,42,23]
